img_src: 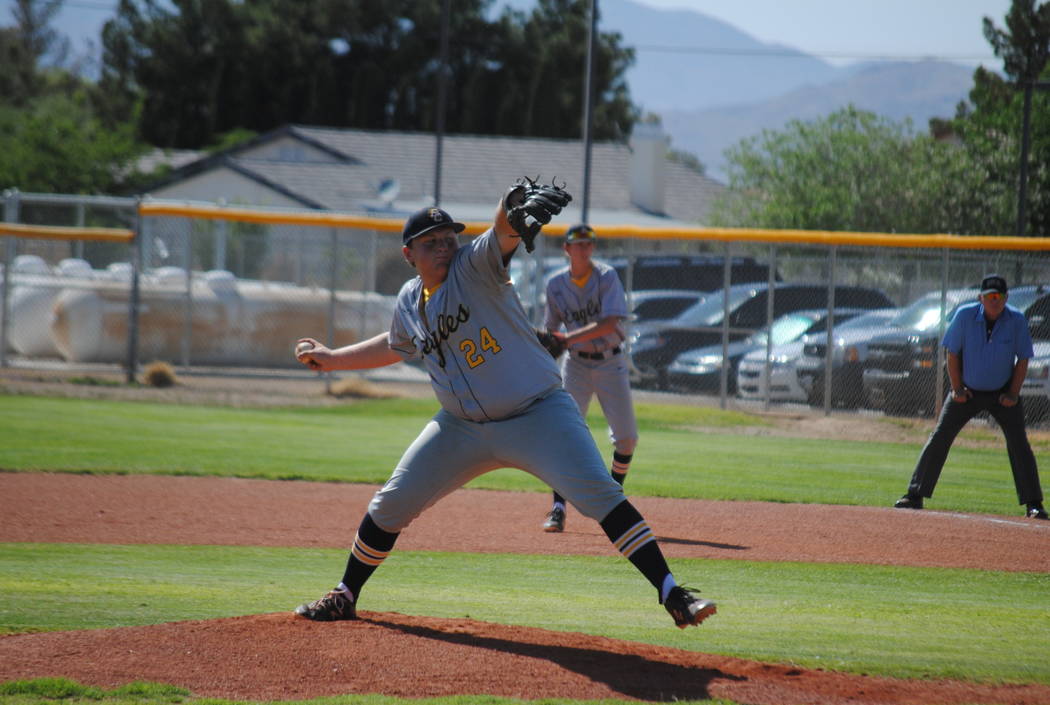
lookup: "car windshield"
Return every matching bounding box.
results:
[673,286,758,326]
[837,309,895,331]
[633,296,698,321]
[891,291,973,331]
[768,313,820,345]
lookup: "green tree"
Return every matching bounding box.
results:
[0,92,147,193]
[930,1,1050,237]
[1,0,69,106]
[100,0,639,149]
[711,106,1005,234]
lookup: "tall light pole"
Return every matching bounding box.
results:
[433,0,451,206]
[1013,79,1049,284]
[1015,80,1050,238]
[580,0,597,222]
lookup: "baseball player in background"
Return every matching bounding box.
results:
[292,187,716,629]
[541,224,638,533]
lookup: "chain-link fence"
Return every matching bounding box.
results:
[5,190,1050,424]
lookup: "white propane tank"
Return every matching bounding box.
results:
[8,258,97,358]
[51,270,397,366]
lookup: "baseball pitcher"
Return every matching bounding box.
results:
[291,181,716,629]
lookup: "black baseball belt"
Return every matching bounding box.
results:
[574,347,622,360]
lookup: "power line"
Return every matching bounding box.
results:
[58,1,117,10]
[634,43,998,63]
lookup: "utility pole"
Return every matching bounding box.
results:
[1013,79,1050,284]
[580,0,597,222]
[433,0,451,206]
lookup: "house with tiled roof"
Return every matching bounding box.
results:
[142,124,724,226]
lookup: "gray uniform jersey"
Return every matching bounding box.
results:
[370,230,625,531]
[544,260,627,355]
[390,229,561,422]
[544,261,638,447]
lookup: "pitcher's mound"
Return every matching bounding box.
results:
[2,612,1048,705]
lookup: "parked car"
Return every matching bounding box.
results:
[742,308,898,404]
[629,282,896,389]
[863,285,1050,417]
[628,289,707,325]
[669,308,869,394]
[793,306,901,408]
[1022,341,1050,423]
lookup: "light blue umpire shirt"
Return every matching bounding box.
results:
[941,301,1034,392]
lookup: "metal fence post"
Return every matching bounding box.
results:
[822,245,838,416]
[718,242,732,409]
[1,189,20,368]
[934,248,950,417]
[74,201,85,260]
[181,219,193,368]
[326,227,338,395]
[126,200,143,383]
[762,244,777,410]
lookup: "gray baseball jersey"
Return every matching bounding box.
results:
[370,230,624,531]
[544,261,638,447]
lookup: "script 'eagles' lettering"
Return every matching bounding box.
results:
[569,300,601,324]
[415,303,471,368]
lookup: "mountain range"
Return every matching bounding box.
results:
[597,0,981,180]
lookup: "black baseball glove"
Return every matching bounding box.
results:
[535,329,567,359]
[504,176,573,253]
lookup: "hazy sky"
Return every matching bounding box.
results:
[635,0,1012,66]
[6,0,1015,68]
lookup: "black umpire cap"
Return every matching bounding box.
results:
[980,274,1008,296]
[565,223,596,243]
[401,207,465,245]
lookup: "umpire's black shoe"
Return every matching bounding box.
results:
[663,585,716,629]
[294,587,357,621]
[1026,503,1049,520]
[543,506,565,532]
[894,494,923,510]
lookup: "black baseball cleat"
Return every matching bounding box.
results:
[663,585,716,629]
[1026,503,1048,520]
[894,494,923,510]
[543,506,565,532]
[294,587,357,621]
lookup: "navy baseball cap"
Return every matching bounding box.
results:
[565,223,596,242]
[980,274,1008,295]
[401,207,465,245]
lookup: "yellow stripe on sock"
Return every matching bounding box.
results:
[620,529,654,558]
[352,536,390,567]
[613,520,650,552]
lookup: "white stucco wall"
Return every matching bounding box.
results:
[148,168,304,208]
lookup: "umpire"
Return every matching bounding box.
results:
[894,274,1047,519]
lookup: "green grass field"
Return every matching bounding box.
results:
[1,392,1048,705]
[0,394,1039,515]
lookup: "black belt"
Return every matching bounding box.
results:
[575,347,622,360]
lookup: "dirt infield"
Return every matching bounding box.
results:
[2,472,1050,705]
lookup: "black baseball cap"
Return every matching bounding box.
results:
[980,274,1008,295]
[401,207,465,245]
[565,223,596,242]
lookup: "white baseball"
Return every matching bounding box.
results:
[295,341,315,356]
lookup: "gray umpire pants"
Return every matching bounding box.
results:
[909,390,1043,505]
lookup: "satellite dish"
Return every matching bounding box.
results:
[377,178,400,206]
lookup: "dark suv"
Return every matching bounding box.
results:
[607,254,777,292]
[629,282,895,389]
[862,285,1050,417]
